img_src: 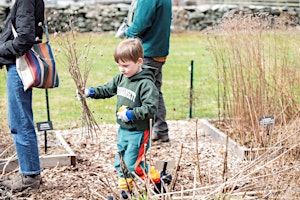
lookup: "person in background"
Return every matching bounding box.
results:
[117,0,172,143]
[0,0,44,192]
[77,38,171,198]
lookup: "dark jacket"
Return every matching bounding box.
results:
[91,66,159,131]
[0,0,44,68]
[125,0,172,58]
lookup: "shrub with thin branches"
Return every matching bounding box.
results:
[207,12,300,148]
[52,16,100,139]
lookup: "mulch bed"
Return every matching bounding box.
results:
[1,119,299,199]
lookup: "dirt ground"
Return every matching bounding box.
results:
[1,119,299,199]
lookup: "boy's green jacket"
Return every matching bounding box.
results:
[91,67,158,131]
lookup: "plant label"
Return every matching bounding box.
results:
[259,116,274,126]
[37,121,53,131]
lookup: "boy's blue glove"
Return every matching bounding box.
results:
[76,88,95,100]
[117,105,134,122]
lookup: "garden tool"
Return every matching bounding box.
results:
[154,160,175,194]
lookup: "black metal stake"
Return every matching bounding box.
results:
[44,89,51,153]
[189,60,194,118]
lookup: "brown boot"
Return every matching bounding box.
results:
[0,174,41,192]
[3,172,21,181]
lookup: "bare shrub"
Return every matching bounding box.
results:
[52,16,100,139]
[207,13,300,148]
[202,12,300,200]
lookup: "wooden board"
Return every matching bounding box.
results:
[0,131,76,172]
[199,118,276,160]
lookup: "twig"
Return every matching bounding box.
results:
[170,144,183,191]
[117,151,133,194]
[193,168,197,200]
[206,141,300,198]
[0,144,14,158]
[54,20,100,140]
[1,153,17,177]
[103,174,119,200]
[222,133,228,183]
[131,171,154,194]
[194,118,203,185]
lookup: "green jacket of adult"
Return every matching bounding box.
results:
[125,0,172,58]
[91,67,159,131]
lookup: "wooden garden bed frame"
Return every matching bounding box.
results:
[0,131,76,172]
[199,118,275,160]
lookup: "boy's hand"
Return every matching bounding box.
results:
[76,88,94,100]
[117,105,134,122]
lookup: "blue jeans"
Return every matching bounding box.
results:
[143,58,169,137]
[6,65,40,175]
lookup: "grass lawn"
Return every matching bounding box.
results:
[0,31,218,130]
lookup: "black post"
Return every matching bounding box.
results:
[44,89,50,153]
[189,60,194,118]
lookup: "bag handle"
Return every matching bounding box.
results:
[11,21,49,57]
[44,20,50,42]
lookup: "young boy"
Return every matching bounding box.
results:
[77,38,168,197]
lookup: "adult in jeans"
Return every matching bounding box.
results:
[124,0,172,142]
[0,0,44,192]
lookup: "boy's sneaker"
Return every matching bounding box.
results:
[0,174,41,192]
[120,190,135,199]
[121,190,129,199]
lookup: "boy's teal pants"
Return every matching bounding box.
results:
[114,126,150,178]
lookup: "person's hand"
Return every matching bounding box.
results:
[115,18,128,38]
[76,88,94,100]
[117,105,134,122]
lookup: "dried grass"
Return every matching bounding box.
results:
[207,12,300,148]
[194,12,300,199]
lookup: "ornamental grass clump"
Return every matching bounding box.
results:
[207,12,300,148]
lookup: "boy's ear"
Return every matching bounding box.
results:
[137,57,143,66]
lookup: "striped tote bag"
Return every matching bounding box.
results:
[12,23,59,91]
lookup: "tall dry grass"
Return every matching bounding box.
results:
[195,12,300,200]
[207,12,300,148]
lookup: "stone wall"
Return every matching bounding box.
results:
[0,3,299,33]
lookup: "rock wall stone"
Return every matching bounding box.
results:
[0,3,299,33]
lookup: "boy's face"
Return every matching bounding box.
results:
[117,58,143,78]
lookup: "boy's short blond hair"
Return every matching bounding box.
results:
[114,38,144,63]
